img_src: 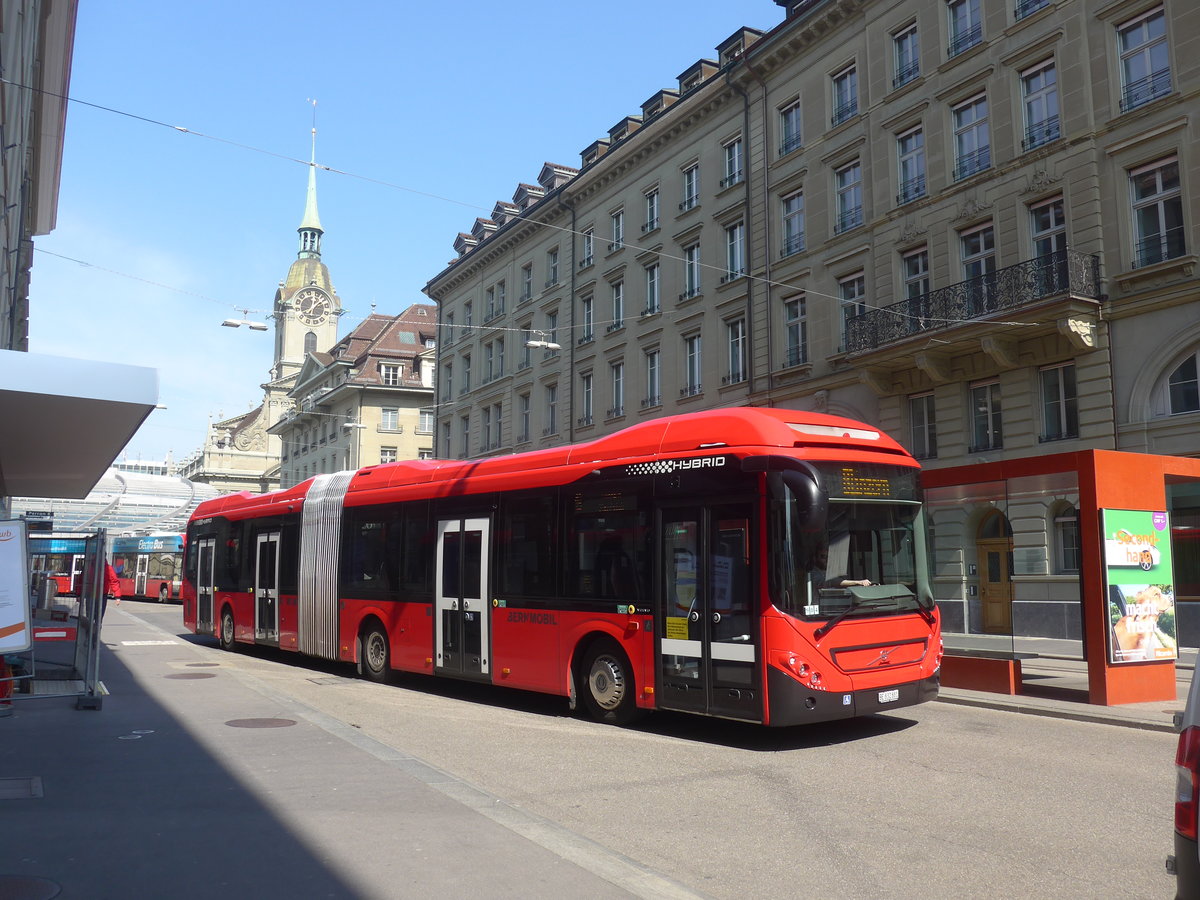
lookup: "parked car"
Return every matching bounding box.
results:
[1170,664,1200,896]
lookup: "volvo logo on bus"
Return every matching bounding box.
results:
[625,455,728,476]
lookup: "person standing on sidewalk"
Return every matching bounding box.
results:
[100,561,120,620]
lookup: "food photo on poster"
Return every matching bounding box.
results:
[1103,509,1178,664]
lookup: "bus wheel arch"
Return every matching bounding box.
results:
[358,617,391,683]
[575,634,641,726]
[218,605,237,652]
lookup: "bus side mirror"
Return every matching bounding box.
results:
[782,469,826,532]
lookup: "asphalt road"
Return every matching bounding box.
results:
[121,600,1177,900]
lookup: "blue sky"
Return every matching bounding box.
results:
[29,1,785,465]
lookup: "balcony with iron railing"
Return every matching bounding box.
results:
[831,98,858,127]
[897,174,926,206]
[893,61,920,91]
[1134,226,1186,269]
[1023,115,1060,151]
[835,206,863,235]
[1120,69,1171,113]
[844,249,1100,354]
[781,232,806,258]
[641,394,662,409]
[948,23,982,57]
[954,146,990,181]
[779,132,803,156]
[1014,0,1049,19]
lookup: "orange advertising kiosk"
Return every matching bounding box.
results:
[924,449,1199,706]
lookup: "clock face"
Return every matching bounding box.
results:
[293,287,332,326]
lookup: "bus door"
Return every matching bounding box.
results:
[196,537,216,634]
[254,532,280,645]
[134,553,150,597]
[435,517,491,678]
[658,504,760,721]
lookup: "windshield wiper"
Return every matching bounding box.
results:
[812,595,899,640]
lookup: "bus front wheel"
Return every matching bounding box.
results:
[579,639,640,726]
[219,608,236,652]
[360,624,390,684]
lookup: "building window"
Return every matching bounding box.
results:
[381,407,400,431]
[1031,196,1067,258]
[490,402,502,449]
[545,311,559,355]
[521,263,533,302]
[440,421,450,458]
[461,353,471,392]
[781,192,805,257]
[897,127,926,204]
[903,247,930,305]
[496,337,504,375]
[644,188,659,233]
[909,393,937,459]
[724,222,746,281]
[681,164,699,211]
[380,447,398,464]
[546,248,559,286]
[460,414,470,457]
[835,161,863,233]
[682,244,701,299]
[1167,355,1199,414]
[838,273,866,348]
[1053,505,1080,574]
[496,280,505,314]
[442,362,453,401]
[779,99,802,155]
[683,334,702,396]
[831,64,858,126]
[418,409,434,433]
[581,229,594,268]
[1022,60,1060,150]
[609,210,624,252]
[1040,363,1078,442]
[464,301,472,330]
[418,449,433,461]
[725,319,746,384]
[580,296,594,343]
[953,94,990,180]
[784,295,807,367]
[580,369,595,427]
[519,323,532,369]
[481,407,491,452]
[947,0,982,57]
[610,362,625,418]
[893,24,920,89]
[960,224,996,315]
[644,263,660,316]
[518,393,531,443]
[970,382,1003,451]
[544,383,558,435]
[1130,157,1184,268]
[1015,0,1049,21]
[1118,7,1170,113]
[380,363,400,386]
[645,349,661,408]
[722,138,744,188]
[484,341,496,381]
[609,281,625,331]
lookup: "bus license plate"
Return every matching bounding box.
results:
[878,689,900,703]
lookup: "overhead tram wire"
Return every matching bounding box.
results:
[4,76,1043,334]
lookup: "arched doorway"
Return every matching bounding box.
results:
[977,509,1014,634]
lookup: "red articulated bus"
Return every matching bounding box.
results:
[182,407,941,726]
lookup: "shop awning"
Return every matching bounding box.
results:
[0,350,158,499]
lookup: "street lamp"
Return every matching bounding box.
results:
[222,309,269,331]
[524,330,561,351]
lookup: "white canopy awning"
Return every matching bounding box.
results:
[0,350,158,499]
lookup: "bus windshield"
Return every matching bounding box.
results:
[770,477,926,623]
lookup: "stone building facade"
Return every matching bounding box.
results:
[424,0,1199,647]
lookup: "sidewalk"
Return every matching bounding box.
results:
[0,613,1187,898]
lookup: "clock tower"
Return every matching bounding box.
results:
[271,139,341,382]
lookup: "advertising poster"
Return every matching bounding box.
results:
[0,519,31,653]
[1103,509,1177,664]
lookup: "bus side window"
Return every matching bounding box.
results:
[497,493,557,598]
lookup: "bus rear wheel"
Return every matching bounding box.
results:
[360,624,390,683]
[219,608,236,652]
[579,640,640,726]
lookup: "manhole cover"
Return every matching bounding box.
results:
[164,673,217,680]
[186,663,220,668]
[0,875,60,899]
[225,718,297,728]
